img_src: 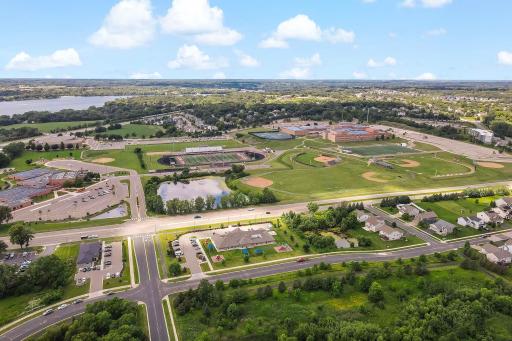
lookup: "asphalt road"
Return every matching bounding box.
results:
[1,232,483,341]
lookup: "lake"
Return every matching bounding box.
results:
[0,96,127,116]
[157,177,230,207]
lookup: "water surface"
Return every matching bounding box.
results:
[0,96,127,116]
[157,177,230,207]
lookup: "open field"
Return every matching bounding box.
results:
[106,124,164,138]
[9,150,82,171]
[171,259,511,341]
[2,121,97,133]
[345,144,417,156]
[234,148,512,202]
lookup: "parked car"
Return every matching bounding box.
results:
[106,273,111,279]
[105,290,114,295]
[104,253,112,257]
[42,309,54,316]
[297,257,307,263]
[57,303,69,310]
[194,215,201,219]
[105,261,112,266]
[72,299,83,304]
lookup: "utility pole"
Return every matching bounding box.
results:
[366,108,369,123]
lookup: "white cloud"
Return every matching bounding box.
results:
[212,72,226,79]
[89,0,155,49]
[352,71,368,79]
[400,0,416,8]
[130,72,162,79]
[362,0,376,3]
[160,0,241,46]
[388,32,397,39]
[194,28,242,46]
[294,53,322,67]
[167,44,227,70]
[322,28,355,44]
[6,48,82,71]
[260,14,354,48]
[422,0,452,8]
[367,56,396,68]
[400,0,452,8]
[280,53,321,79]
[498,51,512,65]
[259,37,289,49]
[416,72,437,80]
[235,50,260,67]
[425,28,447,36]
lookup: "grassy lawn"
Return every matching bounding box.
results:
[345,226,424,250]
[155,233,188,278]
[131,239,139,284]
[9,150,83,171]
[415,196,507,239]
[388,153,472,176]
[0,243,88,328]
[201,222,307,270]
[345,144,418,156]
[416,196,496,224]
[0,216,128,237]
[234,148,512,203]
[3,121,98,133]
[294,151,325,168]
[103,240,131,289]
[162,301,175,341]
[84,149,143,173]
[106,124,164,138]
[172,262,502,341]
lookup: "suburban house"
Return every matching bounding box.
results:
[477,211,504,225]
[210,227,275,251]
[413,211,438,226]
[491,206,511,219]
[476,243,512,264]
[396,203,421,217]
[378,225,404,241]
[495,197,512,208]
[77,242,102,267]
[429,219,456,236]
[457,216,485,230]
[500,239,512,254]
[355,209,370,222]
[364,215,386,232]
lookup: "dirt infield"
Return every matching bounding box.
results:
[92,157,115,164]
[362,171,390,183]
[477,161,505,169]
[243,176,273,188]
[397,159,420,168]
[314,155,337,165]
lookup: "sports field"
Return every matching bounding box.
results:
[345,144,417,156]
[235,148,512,202]
[177,151,248,166]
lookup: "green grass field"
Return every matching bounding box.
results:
[234,148,512,203]
[345,144,417,156]
[172,261,507,341]
[294,151,326,168]
[388,153,472,176]
[9,149,82,171]
[3,121,98,133]
[106,124,164,138]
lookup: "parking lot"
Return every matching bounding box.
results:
[176,233,211,275]
[11,178,129,222]
[74,241,124,293]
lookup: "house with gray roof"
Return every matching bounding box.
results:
[479,243,512,264]
[211,227,275,251]
[413,211,438,226]
[397,203,422,217]
[429,219,456,236]
[77,242,102,266]
[457,216,485,230]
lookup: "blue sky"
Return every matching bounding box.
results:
[1,0,512,80]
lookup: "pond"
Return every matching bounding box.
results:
[157,177,230,207]
[91,203,128,220]
[0,96,128,116]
